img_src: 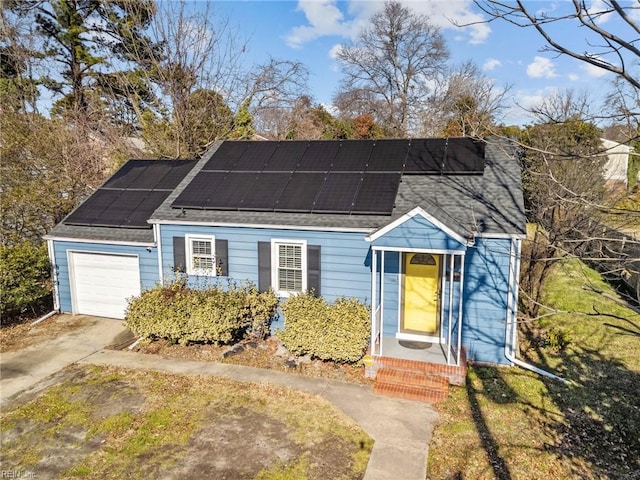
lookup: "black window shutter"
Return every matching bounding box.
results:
[258,241,271,292]
[173,237,186,273]
[307,245,321,297]
[215,239,228,276]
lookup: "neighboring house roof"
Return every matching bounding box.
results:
[601,138,631,186]
[46,137,526,243]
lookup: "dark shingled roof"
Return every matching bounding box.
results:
[46,137,525,243]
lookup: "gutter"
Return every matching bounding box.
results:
[505,239,571,385]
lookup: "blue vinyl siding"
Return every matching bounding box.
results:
[461,238,511,364]
[370,215,466,251]
[159,224,372,305]
[380,251,400,336]
[52,241,159,314]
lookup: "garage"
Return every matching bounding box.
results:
[69,252,141,319]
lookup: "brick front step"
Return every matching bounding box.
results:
[373,381,449,404]
[371,354,468,403]
[375,355,468,386]
[376,367,449,390]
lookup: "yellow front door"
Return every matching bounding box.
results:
[402,253,440,334]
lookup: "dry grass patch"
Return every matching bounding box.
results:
[1,364,372,480]
[0,314,89,353]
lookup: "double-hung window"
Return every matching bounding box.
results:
[271,239,307,296]
[186,234,216,276]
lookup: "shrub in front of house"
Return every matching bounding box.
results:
[279,292,370,363]
[125,279,278,345]
[0,241,52,322]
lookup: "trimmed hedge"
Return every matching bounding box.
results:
[125,279,278,345]
[279,292,370,363]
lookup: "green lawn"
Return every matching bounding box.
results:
[428,259,640,479]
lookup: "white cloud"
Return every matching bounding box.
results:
[483,58,502,71]
[506,86,561,124]
[286,0,492,49]
[286,0,353,48]
[587,0,614,24]
[329,43,343,60]
[581,60,610,78]
[527,56,558,78]
[568,73,579,81]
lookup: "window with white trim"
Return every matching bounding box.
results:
[271,239,307,296]
[186,235,216,276]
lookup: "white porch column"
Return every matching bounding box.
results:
[370,248,377,356]
[457,253,465,365]
[379,249,385,356]
[447,254,454,365]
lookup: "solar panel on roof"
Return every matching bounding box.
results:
[102,159,196,190]
[403,138,485,174]
[171,171,226,209]
[331,141,374,172]
[233,142,278,171]
[92,190,148,227]
[296,141,338,172]
[367,140,408,172]
[102,160,148,188]
[312,173,361,213]
[351,173,400,215]
[132,163,174,189]
[65,160,196,228]
[240,172,291,210]
[263,141,307,171]
[122,190,171,227]
[441,138,485,173]
[275,172,326,212]
[404,139,445,173]
[204,172,258,210]
[203,141,248,170]
[64,189,122,225]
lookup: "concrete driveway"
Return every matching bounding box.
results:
[0,315,128,408]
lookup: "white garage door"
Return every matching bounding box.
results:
[69,252,141,319]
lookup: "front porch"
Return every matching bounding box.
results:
[369,247,467,367]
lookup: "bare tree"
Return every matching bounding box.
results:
[334,1,449,137]
[505,90,640,316]
[468,1,640,310]
[422,61,510,137]
[125,1,308,157]
[473,1,640,90]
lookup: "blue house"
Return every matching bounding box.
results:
[45,137,525,368]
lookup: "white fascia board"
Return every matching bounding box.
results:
[371,246,465,254]
[365,206,469,245]
[148,218,373,234]
[42,235,156,247]
[475,232,527,240]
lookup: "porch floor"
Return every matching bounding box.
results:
[377,336,451,365]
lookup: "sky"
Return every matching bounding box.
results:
[208,0,638,127]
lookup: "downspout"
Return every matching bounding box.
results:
[33,239,61,325]
[46,239,60,312]
[154,223,164,286]
[505,239,571,385]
